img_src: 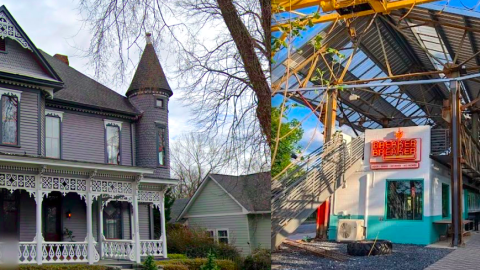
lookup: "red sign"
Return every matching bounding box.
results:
[370,129,421,170]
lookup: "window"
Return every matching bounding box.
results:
[157,126,166,166]
[106,125,120,164]
[0,38,5,53]
[442,184,449,218]
[155,98,164,108]
[103,202,122,239]
[46,116,60,158]
[386,180,423,220]
[217,229,229,244]
[1,95,18,145]
[206,230,215,240]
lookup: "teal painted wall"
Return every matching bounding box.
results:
[329,214,445,245]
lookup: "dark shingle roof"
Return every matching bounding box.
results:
[126,43,172,97]
[169,198,189,223]
[40,50,139,115]
[210,172,271,212]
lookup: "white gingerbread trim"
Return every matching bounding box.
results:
[45,109,64,121]
[104,119,123,130]
[0,87,22,102]
[0,12,32,51]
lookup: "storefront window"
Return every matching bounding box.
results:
[386,180,423,220]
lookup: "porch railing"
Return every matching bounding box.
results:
[140,240,163,257]
[102,240,135,261]
[42,242,89,263]
[19,242,37,264]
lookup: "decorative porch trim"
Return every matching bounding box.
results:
[41,176,87,195]
[0,172,36,191]
[138,190,163,209]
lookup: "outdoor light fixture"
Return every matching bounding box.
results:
[349,93,359,101]
[66,211,72,219]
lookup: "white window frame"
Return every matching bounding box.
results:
[216,228,229,244]
[45,114,61,158]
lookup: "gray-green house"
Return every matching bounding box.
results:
[177,172,270,256]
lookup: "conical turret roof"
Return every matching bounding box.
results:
[126,39,172,97]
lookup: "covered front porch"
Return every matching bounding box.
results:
[0,154,175,265]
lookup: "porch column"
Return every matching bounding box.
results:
[98,196,104,259]
[160,192,167,259]
[35,189,44,265]
[133,193,141,263]
[86,194,94,264]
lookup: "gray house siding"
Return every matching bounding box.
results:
[139,203,151,240]
[60,111,133,165]
[19,190,36,242]
[122,202,132,239]
[188,215,251,256]
[187,179,243,216]
[61,112,105,163]
[62,193,87,241]
[248,214,271,250]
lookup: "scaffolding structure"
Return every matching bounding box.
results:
[272,0,480,247]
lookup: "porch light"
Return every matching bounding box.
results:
[66,211,72,219]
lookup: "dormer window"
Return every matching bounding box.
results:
[104,120,122,165]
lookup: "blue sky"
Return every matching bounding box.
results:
[272,0,480,152]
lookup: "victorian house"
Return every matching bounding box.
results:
[0,5,176,265]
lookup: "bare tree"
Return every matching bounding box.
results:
[77,0,270,167]
[170,133,229,198]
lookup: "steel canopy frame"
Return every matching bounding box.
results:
[272,2,480,248]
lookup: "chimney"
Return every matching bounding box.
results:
[54,54,69,65]
[146,32,152,45]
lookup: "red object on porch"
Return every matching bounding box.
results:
[316,199,330,237]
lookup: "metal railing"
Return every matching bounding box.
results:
[271,134,365,237]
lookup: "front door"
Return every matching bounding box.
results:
[43,193,62,241]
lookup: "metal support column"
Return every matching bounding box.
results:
[316,89,338,239]
[450,76,464,247]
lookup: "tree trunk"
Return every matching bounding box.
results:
[217,0,271,144]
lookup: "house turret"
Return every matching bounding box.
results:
[127,33,172,178]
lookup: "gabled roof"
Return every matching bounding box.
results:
[178,172,271,220]
[41,50,139,115]
[126,42,172,97]
[169,198,189,223]
[0,5,63,90]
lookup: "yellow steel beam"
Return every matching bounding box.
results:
[272,0,440,32]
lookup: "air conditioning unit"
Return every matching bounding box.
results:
[337,219,365,241]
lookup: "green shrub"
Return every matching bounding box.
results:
[167,226,240,261]
[156,258,235,270]
[200,251,220,270]
[144,255,158,270]
[169,254,188,259]
[161,265,188,270]
[13,266,115,270]
[243,248,271,270]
